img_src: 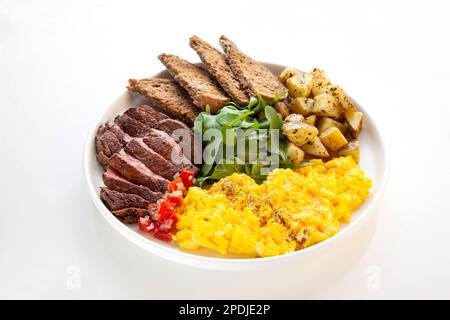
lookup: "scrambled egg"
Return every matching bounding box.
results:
[173,156,372,258]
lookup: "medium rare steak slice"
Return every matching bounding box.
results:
[108,150,169,192]
[112,207,148,223]
[97,151,110,168]
[139,105,169,122]
[157,119,200,163]
[95,122,132,167]
[156,118,192,139]
[124,106,159,128]
[124,138,179,180]
[96,131,122,157]
[144,129,199,172]
[103,168,163,202]
[106,122,132,145]
[114,114,151,137]
[100,187,150,211]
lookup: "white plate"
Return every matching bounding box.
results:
[83,63,389,271]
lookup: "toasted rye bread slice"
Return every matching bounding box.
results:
[219,35,287,101]
[158,53,230,113]
[127,78,201,126]
[189,35,248,106]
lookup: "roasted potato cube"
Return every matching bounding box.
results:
[285,114,305,123]
[304,115,317,126]
[319,127,348,152]
[315,85,356,111]
[274,101,290,119]
[287,142,305,166]
[316,117,348,134]
[311,68,331,96]
[286,73,313,98]
[344,110,363,138]
[278,67,302,84]
[337,140,360,163]
[282,121,318,147]
[301,136,329,158]
[312,93,341,118]
[289,97,314,116]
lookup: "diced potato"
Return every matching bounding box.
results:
[287,142,305,166]
[282,121,318,147]
[301,136,329,158]
[316,117,348,134]
[278,67,303,84]
[311,68,331,96]
[337,140,360,163]
[312,93,341,118]
[289,97,314,116]
[304,115,317,126]
[286,73,313,98]
[344,110,364,138]
[274,101,290,119]
[315,85,356,111]
[285,114,305,123]
[319,127,348,152]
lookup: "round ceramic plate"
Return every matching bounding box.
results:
[84,63,389,271]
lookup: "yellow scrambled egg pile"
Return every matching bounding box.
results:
[173,156,372,258]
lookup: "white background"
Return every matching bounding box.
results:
[1,0,450,299]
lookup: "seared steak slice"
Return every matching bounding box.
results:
[157,118,191,139]
[140,105,169,122]
[106,122,132,144]
[125,138,179,180]
[96,131,122,157]
[157,119,200,163]
[108,150,169,192]
[95,122,132,167]
[100,187,150,211]
[128,78,201,126]
[158,53,230,113]
[97,151,110,168]
[114,114,151,137]
[103,168,163,202]
[112,207,148,223]
[144,129,198,172]
[124,106,159,128]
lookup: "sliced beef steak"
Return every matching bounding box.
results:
[124,138,179,180]
[114,114,151,137]
[156,118,192,139]
[100,187,150,211]
[144,129,199,172]
[95,122,132,167]
[124,106,159,128]
[157,119,200,163]
[108,150,169,193]
[112,207,148,223]
[103,168,163,202]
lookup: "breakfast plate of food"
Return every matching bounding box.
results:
[84,35,388,270]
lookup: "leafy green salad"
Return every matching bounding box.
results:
[193,95,295,186]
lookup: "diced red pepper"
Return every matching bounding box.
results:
[179,171,195,188]
[156,199,176,221]
[167,178,183,193]
[138,216,156,233]
[167,190,183,205]
[154,231,173,242]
